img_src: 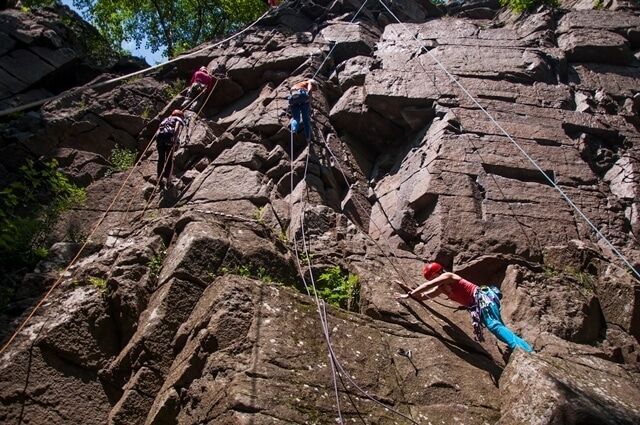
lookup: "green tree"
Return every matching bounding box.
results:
[499,0,559,13]
[72,0,267,58]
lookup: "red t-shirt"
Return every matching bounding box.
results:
[191,70,214,89]
[445,278,478,307]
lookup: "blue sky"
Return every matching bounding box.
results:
[61,0,166,65]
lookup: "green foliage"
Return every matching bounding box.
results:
[219,264,251,277]
[499,0,558,13]
[72,276,109,296]
[72,0,268,58]
[148,247,167,281]
[543,263,596,293]
[164,78,187,98]
[314,265,360,311]
[108,145,138,172]
[87,276,108,293]
[0,159,86,270]
[253,206,266,224]
[299,251,313,263]
[277,230,288,244]
[0,286,14,314]
[21,0,55,10]
[218,262,290,286]
[593,0,605,9]
[22,0,56,6]
[566,267,596,292]
[141,105,154,120]
[543,265,558,278]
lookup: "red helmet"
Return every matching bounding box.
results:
[171,109,184,117]
[422,262,443,280]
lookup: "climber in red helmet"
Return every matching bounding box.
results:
[182,66,216,111]
[395,262,533,360]
[154,109,185,189]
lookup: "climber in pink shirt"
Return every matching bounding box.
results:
[182,66,216,111]
[395,262,533,359]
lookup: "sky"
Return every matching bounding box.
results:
[60,0,166,65]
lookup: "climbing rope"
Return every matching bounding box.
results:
[137,77,220,220]
[0,133,158,357]
[0,8,272,118]
[311,0,370,80]
[289,130,344,423]
[318,133,460,312]
[0,9,269,357]
[282,1,434,421]
[376,0,640,280]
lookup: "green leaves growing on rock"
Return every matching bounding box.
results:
[108,144,138,173]
[313,265,360,312]
[499,0,559,13]
[0,159,86,270]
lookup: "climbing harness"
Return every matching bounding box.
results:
[0,9,269,357]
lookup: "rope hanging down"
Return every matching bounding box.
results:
[318,133,460,312]
[311,0,370,80]
[0,9,271,118]
[291,133,419,424]
[0,133,158,357]
[376,0,640,281]
[0,10,267,357]
[286,2,421,421]
[289,131,344,423]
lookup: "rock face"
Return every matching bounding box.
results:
[1,0,640,424]
[0,4,145,111]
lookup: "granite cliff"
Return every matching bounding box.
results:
[1,0,640,424]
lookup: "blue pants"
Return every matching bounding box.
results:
[290,101,311,141]
[481,302,533,353]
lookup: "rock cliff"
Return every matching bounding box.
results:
[1,0,640,424]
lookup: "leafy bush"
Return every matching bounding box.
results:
[253,206,266,224]
[87,276,108,294]
[164,78,186,99]
[0,159,86,270]
[141,105,154,120]
[499,0,558,13]
[314,265,360,311]
[0,286,14,314]
[108,145,137,172]
[72,276,109,297]
[148,247,167,281]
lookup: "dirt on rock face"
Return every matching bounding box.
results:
[1,0,640,424]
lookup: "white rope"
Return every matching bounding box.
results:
[311,0,370,80]
[377,0,640,280]
[289,131,345,424]
[0,9,271,118]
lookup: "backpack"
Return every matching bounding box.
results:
[288,89,309,106]
[159,116,182,135]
